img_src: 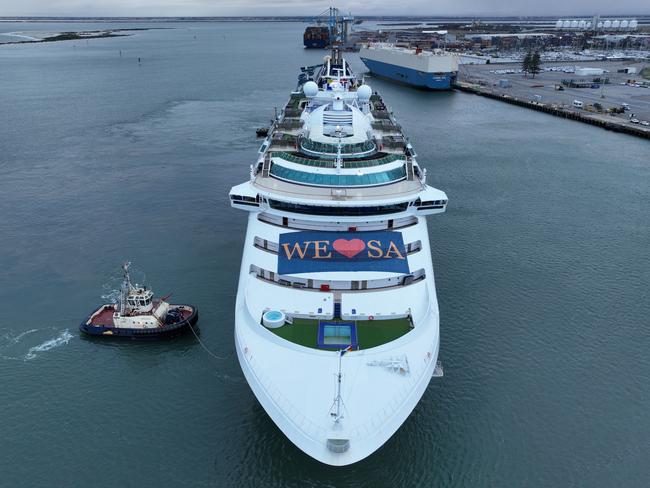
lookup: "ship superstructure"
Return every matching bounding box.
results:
[229,49,448,465]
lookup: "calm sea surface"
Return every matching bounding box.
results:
[1,22,649,488]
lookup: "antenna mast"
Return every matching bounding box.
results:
[330,350,345,423]
[119,261,131,315]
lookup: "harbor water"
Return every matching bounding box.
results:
[1,21,649,487]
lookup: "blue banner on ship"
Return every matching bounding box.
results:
[277,231,409,275]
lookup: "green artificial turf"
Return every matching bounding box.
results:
[269,318,319,348]
[268,317,412,350]
[356,319,413,349]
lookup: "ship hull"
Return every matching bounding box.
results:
[304,39,329,49]
[360,57,455,90]
[229,57,448,465]
[234,310,439,466]
[233,213,441,465]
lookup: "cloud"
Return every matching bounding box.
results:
[3,0,649,17]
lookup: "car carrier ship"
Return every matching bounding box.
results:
[360,43,459,90]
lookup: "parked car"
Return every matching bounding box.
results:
[640,120,650,126]
[630,118,640,124]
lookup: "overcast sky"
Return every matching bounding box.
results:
[4,0,649,17]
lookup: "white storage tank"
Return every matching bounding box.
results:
[612,20,620,30]
[629,19,638,30]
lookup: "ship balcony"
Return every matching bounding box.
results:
[257,212,419,231]
[249,264,426,292]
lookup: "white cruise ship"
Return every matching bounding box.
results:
[229,49,448,466]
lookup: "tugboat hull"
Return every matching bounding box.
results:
[80,305,198,339]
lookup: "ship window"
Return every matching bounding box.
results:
[268,199,409,216]
[269,164,406,187]
[231,195,258,203]
[273,151,402,168]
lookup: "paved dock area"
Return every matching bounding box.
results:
[460,60,650,125]
[457,60,650,137]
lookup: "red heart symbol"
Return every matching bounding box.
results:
[333,239,366,259]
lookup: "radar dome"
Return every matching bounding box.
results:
[303,81,318,98]
[357,84,372,101]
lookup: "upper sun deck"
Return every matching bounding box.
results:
[247,69,429,203]
[230,52,448,213]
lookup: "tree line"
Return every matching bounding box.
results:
[522,51,541,78]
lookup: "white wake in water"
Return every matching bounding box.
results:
[1,328,40,360]
[6,329,39,344]
[24,330,73,360]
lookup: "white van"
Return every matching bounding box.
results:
[573,100,583,108]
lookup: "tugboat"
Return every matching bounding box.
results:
[80,263,198,339]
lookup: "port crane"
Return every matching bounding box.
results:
[306,7,355,48]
